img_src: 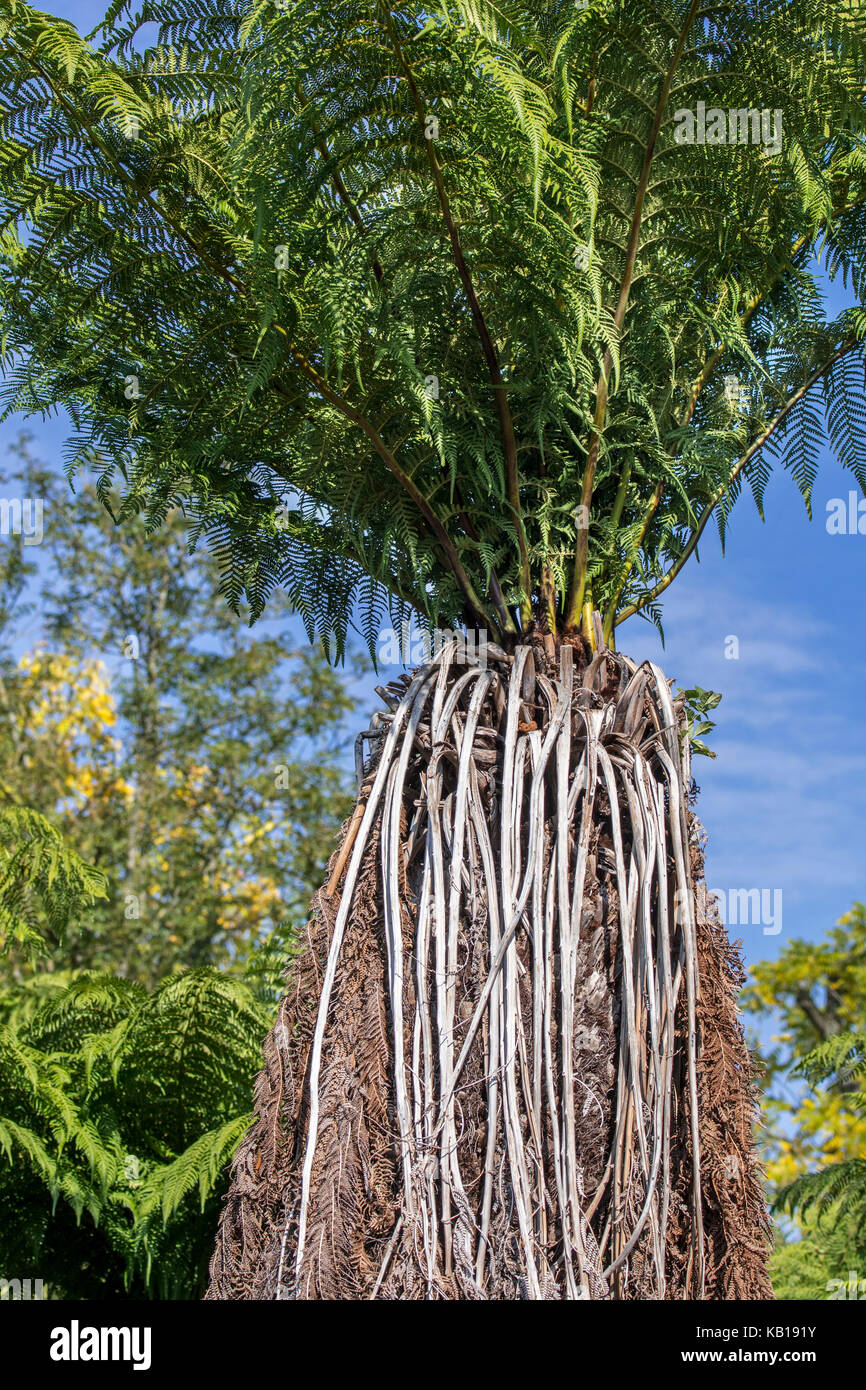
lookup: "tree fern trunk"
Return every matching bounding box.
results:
[206,638,773,1300]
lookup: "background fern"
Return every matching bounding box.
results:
[774,1031,866,1240]
[0,950,289,1298]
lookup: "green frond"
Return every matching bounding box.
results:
[139,1113,253,1222]
[0,807,108,958]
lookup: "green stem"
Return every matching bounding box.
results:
[565,0,702,629]
[383,5,532,627]
[602,478,663,642]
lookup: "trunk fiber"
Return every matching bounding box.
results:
[206,637,773,1300]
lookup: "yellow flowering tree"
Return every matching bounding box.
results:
[1,437,360,980]
[744,905,866,1297]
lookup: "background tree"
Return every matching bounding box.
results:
[0,432,362,1296]
[2,0,865,1300]
[0,435,358,980]
[744,904,866,1300]
[772,1030,866,1301]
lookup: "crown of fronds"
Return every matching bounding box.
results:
[1,0,866,650]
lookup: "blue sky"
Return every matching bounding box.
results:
[4,0,865,984]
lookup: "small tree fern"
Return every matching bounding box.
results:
[774,1031,866,1242]
[0,792,293,1299]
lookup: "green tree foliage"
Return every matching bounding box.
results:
[0,435,358,980]
[745,905,866,1300]
[771,1031,866,1298]
[744,903,866,1186]
[768,1222,863,1302]
[1,0,865,649]
[0,431,362,1294]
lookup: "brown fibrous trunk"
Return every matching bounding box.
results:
[206,636,773,1300]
